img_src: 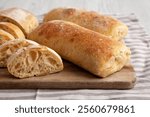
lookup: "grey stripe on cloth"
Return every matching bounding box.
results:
[35,13,150,100]
[0,90,37,100]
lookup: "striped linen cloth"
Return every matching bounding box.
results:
[0,14,150,100]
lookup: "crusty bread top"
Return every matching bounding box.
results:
[0,22,25,38]
[28,20,130,77]
[31,20,127,52]
[29,20,130,66]
[43,8,103,22]
[43,8,128,40]
[0,7,39,36]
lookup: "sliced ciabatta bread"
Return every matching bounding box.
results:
[0,29,15,45]
[7,45,63,78]
[0,22,25,38]
[0,7,39,37]
[0,39,39,67]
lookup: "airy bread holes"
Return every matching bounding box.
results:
[48,57,57,65]
[29,50,39,62]
[15,63,21,69]
[25,56,30,66]
[1,46,9,53]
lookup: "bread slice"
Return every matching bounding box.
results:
[0,29,15,45]
[0,7,39,37]
[0,22,25,38]
[0,39,39,67]
[7,45,63,78]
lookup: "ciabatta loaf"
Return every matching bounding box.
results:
[28,20,130,77]
[0,7,39,37]
[0,39,39,67]
[7,45,63,78]
[0,22,25,38]
[43,8,128,40]
[0,29,15,45]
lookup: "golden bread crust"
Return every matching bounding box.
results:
[29,20,130,77]
[44,8,128,40]
[0,7,39,37]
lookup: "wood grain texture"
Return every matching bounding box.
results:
[0,61,136,89]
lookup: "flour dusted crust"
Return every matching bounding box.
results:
[0,22,25,38]
[7,45,63,78]
[0,7,39,37]
[0,39,39,67]
[43,8,128,40]
[0,29,15,45]
[28,20,130,77]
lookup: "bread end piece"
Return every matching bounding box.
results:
[0,7,39,37]
[97,42,131,77]
[7,45,63,78]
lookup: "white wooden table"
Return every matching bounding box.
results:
[0,0,150,100]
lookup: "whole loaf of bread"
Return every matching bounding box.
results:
[43,8,128,40]
[28,20,130,77]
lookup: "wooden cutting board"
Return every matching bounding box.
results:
[0,61,136,89]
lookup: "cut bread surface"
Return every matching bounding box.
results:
[7,45,63,78]
[0,39,39,67]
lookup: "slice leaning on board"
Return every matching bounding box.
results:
[0,38,64,78]
[0,7,130,79]
[0,39,39,67]
[7,45,64,78]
